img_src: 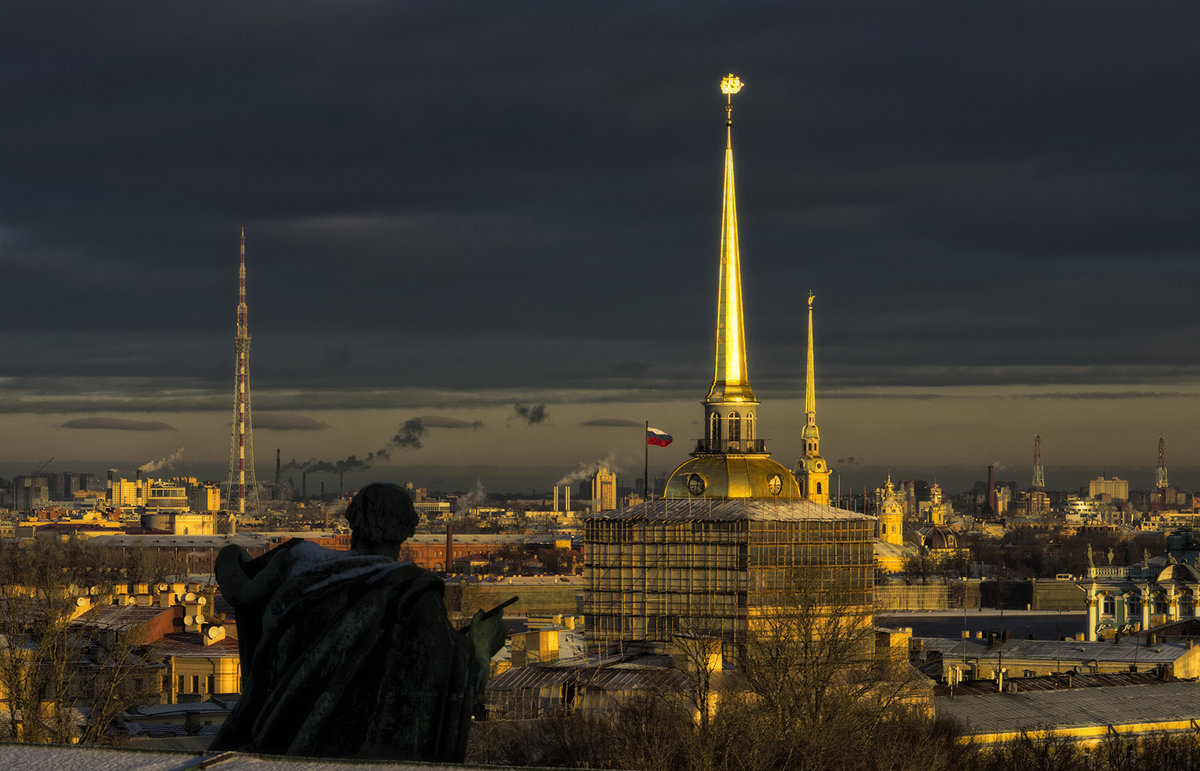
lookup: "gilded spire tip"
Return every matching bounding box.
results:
[720,74,744,96]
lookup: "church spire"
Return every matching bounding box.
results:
[707,74,755,405]
[796,291,831,504]
[805,292,817,430]
[802,291,821,456]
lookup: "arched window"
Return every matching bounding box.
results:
[816,482,822,495]
[709,412,721,448]
[746,413,755,441]
[728,412,741,443]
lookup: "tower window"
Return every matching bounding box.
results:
[816,482,822,495]
[728,412,741,442]
[709,413,721,448]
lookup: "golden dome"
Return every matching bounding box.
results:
[664,455,802,500]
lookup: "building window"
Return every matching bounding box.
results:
[816,482,822,495]
[1102,596,1115,616]
[709,413,721,447]
[728,412,741,442]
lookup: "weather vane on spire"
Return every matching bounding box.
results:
[720,74,743,125]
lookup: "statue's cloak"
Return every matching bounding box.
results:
[210,540,479,761]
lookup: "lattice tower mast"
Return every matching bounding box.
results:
[227,228,260,526]
[1032,434,1045,491]
[1157,436,1168,490]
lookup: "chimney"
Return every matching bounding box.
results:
[302,471,307,499]
[445,522,453,574]
[553,486,559,513]
[987,465,996,515]
[565,486,570,514]
[107,468,114,504]
[275,449,281,491]
[320,481,325,500]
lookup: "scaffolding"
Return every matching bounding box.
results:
[584,499,875,652]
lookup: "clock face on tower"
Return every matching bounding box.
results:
[687,473,707,496]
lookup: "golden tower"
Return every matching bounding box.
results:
[664,75,801,500]
[795,292,831,504]
[878,475,904,546]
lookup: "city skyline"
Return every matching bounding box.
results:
[3,3,1198,493]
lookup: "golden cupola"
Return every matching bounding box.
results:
[665,75,801,501]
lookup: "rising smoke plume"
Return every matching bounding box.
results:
[139,447,185,473]
[454,478,487,516]
[836,456,865,468]
[556,454,620,488]
[391,417,427,449]
[281,413,485,475]
[512,403,548,426]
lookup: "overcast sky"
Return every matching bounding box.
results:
[2,2,1197,493]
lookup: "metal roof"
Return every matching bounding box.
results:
[937,681,1200,734]
[980,638,1192,664]
[587,498,874,523]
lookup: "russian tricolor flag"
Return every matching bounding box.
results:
[646,427,673,447]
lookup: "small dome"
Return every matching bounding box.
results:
[664,455,802,499]
[924,526,958,551]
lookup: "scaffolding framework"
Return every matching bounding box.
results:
[584,499,875,652]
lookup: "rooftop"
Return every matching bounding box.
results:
[937,681,1200,736]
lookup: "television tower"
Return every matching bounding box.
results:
[1157,436,1168,492]
[227,228,260,527]
[1032,434,1045,491]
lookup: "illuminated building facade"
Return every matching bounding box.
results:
[585,76,874,653]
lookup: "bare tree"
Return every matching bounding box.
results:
[0,540,159,744]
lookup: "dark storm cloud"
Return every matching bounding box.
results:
[59,418,176,431]
[417,416,485,430]
[581,418,643,428]
[1,1,1196,409]
[254,413,329,431]
[610,359,650,378]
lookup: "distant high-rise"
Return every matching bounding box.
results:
[1032,434,1045,491]
[1157,436,1169,491]
[1029,435,1050,517]
[227,228,260,523]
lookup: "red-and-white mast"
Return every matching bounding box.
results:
[228,228,259,528]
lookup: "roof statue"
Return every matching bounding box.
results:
[663,75,801,500]
[210,483,508,761]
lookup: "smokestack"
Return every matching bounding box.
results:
[565,486,570,514]
[275,448,281,491]
[302,471,307,500]
[320,481,325,500]
[988,465,997,515]
[553,486,559,512]
[445,521,453,574]
[339,470,344,498]
[107,468,114,504]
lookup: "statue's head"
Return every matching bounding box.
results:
[346,483,419,551]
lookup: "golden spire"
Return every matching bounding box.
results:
[805,292,816,423]
[708,74,755,404]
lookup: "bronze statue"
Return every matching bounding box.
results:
[210,483,508,761]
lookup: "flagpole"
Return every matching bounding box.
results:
[644,420,649,500]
